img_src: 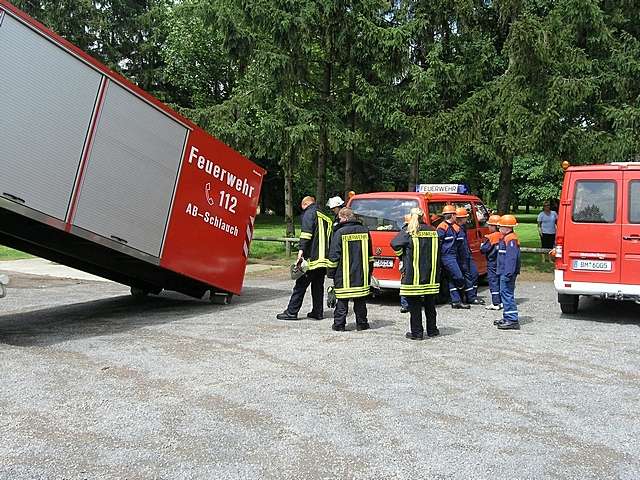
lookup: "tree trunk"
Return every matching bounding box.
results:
[317,127,328,208]
[408,158,419,192]
[316,45,333,207]
[284,152,295,238]
[344,110,355,197]
[497,160,513,214]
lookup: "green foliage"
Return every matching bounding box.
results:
[17,0,640,215]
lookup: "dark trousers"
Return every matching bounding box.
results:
[407,295,437,336]
[333,297,368,327]
[286,268,325,315]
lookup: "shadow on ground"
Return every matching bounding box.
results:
[561,297,640,326]
[0,286,289,347]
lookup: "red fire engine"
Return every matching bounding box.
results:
[0,1,265,302]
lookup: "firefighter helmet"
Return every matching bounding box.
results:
[442,205,456,215]
[498,214,518,227]
[455,207,469,218]
[487,214,501,226]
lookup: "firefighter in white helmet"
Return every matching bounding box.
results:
[327,196,345,230]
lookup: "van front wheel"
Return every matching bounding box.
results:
[559,294,579,314]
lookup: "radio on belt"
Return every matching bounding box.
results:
[0,0,265,303]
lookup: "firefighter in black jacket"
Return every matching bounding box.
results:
[327,207,373,331]
[391,207,441,340]
[277,196,334,320]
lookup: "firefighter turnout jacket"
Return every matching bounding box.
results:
[391,224,441,296]
[327,220,373,299]
[299,203,333,270]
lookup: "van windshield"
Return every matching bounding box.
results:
[428,201,477,229]
[350,198,419,231]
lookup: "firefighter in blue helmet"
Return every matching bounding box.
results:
[496,214,521,330]
[480,214,503,311]
[454,207,484,305]
[391,208,441,340]
[277,196,333,321]
[436,205,469,309]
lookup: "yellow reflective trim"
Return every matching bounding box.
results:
[342,235,350,290]
[415,230,437,238]
[318,217,326,260]
[326,260,338,268]
[336,286,370,293]
[412,236,420,286]
[400,284,439,296]
[393,249,403,257]
[316,212,332,263]
[300,232,312,240]
[307,258,331,270]
[342,233,368,241]
[430,235,438,285]
[361,237,369,290]
[335,286,369,298]
[317,211,333,223]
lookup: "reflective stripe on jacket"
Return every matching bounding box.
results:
[391,224,441,296]
[327,221,372,298]
[299,204,333,270]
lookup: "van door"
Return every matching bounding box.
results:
[563,172,622,284]
[621,170,640,285]
[472,201,490,274]
[453,200,482,268]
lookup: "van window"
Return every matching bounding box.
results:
[350,198,418,231]
[572,180,616,223]
[630,181,640,224]
[428,201,476,228]
[475,203,489,226]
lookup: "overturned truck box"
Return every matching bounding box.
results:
[0,1,266,302]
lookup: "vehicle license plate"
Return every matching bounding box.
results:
[572,259,612,271]
[373,258,394,268]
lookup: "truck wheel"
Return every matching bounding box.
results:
[130,287,149,299]
[210,291,233,305]
[0,284,6,299]
[559,294,579,314]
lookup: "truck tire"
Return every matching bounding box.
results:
[559,294,579,314]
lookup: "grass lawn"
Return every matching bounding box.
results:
[514,222,555,273]
[0,245,32,261]
[250,216,299,262]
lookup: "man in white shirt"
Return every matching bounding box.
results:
[537,202,558,262]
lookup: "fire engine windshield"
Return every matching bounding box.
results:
[350,198,419,231]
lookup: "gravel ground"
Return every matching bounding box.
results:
[1,269,639,480]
